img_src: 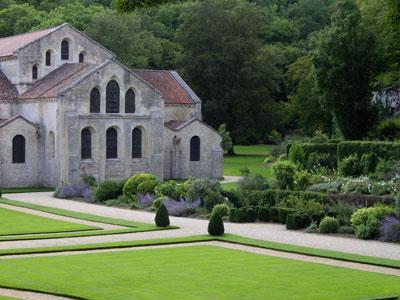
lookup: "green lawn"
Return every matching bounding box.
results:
[0,245,398,300]
[0,207,98,236]
[224,145,274,178]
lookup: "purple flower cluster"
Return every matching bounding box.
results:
[163,198,201,216]
[138,193,155,207]
[57,183,90,200]
[379,216,400,242]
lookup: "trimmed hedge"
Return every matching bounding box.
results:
[286,214,311,230]
[242,190,326,207]
[270,207,280,223]
[257,207,270,222]
[337,141,400,162]
[278,208,295,224]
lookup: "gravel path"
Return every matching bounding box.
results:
[0,287,74,300]
[0,203,124,231]
[2,192,400,260]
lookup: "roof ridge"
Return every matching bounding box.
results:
[0,24,61,41]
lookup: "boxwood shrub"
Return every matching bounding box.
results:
[245,207,257,222]
[278,207,295,224]
[286,214,311,230]
[257,207,270,222]
[270,207,280,223]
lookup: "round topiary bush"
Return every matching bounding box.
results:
[94,180,123,202]
[123,173,157,200]
[319,216,339,233]
[137,179,159,195]
[154,203,170,227]
[208,212,224,236]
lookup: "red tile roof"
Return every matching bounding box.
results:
[133,69,199,105]
[0,26,61,58]
[0,68,18,100]
[19,63,96,100]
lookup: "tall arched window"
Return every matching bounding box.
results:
[12,135,25,164]
[81,128,92,160]
[48,131,55,160]
[32,65,38,80]
[106,80,120,113]
[106,128,118,159]
[79,52,85,63]
[61,40,69,60]
[90,88,100,113]
[125,89,135,113]
[190,136,200,161]
[132,128,142,158]
[45,51,52,66]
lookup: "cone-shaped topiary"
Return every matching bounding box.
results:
[155,203,170,227]
[208,212,224,236]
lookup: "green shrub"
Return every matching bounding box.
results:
[137,179,159,195]
[183,177,221,202]
[155,181,182,200]
[337,141,400,163]
[294,171,312,190]
[288,143,337,170]
[351,205,394,239]
[377,117,400,140]
[339,155,361,177]
[341,177,372,195]
[258,207,270,222]
[229,208,246,223]
[306,221,319,233]
[287,143,305,166]
[153,196,166,209]
[319,216,339,233]
[278,208,294,224]
[212,204,230,218]
[306,180,343,194]
[208,212,224,236]
[203,190,225,212]
[272,160,297,190]
[123,173,157,200]
[270,207,280,223]
[222,189,243,208]
[154,203,170,227]
[238,173,269,191]
[375,159,398,180]
[245,207,257,222]
[328,201,356,226]
[360,153,377,175]
[286,214,310,230]
[81,175,97,187]
[95,180,124,202]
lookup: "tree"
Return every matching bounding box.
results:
[218,124,234,155]
[286,55,332,136]
[115,0,174,13]
[0,4,43,37]
[155,203,170,227]
[313,0,380,140]
[178,0,280,143]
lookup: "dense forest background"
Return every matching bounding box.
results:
[0,0,399,143]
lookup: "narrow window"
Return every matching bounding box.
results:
[90,88,100,113]
[190,136,200,161]
[45,51,51,66]
[32,65,38,80]
[81,128,92,160]
[12,135,25,163]
[106,128,117,159]
[125,89,135,113]
[61,40,69,60]
[49,131,55,160]
[106,80,120,113]
[79,52,84,63]
[132,128,142,158]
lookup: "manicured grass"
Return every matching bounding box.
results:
[1,187,54,194]
[0,207,98,236]
[0,245,398,300]
[0,234,398,269]
[0,198,177,241]
[224,145,274,177]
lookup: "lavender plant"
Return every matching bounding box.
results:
[163,198,201,216]
[379,216,400,242]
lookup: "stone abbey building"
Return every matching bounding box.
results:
[0,24,223,187]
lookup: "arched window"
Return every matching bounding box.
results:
[125,89,135,113]
[79,52,84,63]
[132,128,142,158]
[90,88,100,113]
[32,65,38,80]
[106,80,120,113]
[61,40,69,60]
[81,128,92,160]
[106,128,118,159]
[45,51,51,66]
[190,136,200,161]
[48,131,55,160]
[12,135,25,164]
